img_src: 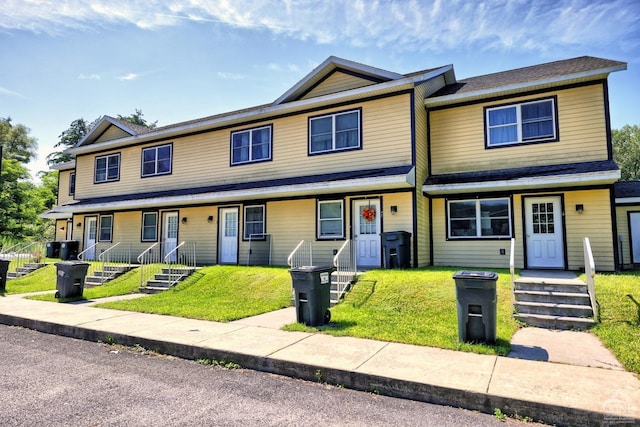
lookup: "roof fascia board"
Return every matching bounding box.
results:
[69,66,452,156]
[77,115,140,147]
[425,64,627,107]
[423,170,621,195]
[50,160,76,170]
[54,169,415,213]
[615,197,640,205]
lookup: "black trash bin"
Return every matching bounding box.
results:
[60,240,79,261]
[381,231,411,268]
[289,266,334,326]
[453,271,498,344]
[46,241,61,258]
[0,259,10,292]
[54,261,90,299]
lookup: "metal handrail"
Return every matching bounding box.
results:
[247,233,272,266]
[509,238,516,301]
[164,241,185,263]
[0,241,45,277]
[138,242,160,287]
[333,239,357,302]
[77,243,99,261]
[287,240,312,268]
[163,241,197,288]
[583,237,599,323]
[137,242,159,264]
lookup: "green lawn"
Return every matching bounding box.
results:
[96,265,292,321]
[284,268,517,356]
[1,264,57,294]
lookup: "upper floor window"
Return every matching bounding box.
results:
[141,212,158,242]
[485,97,557,148]
[448,198,511,239]
[231,125,272,165]
[317,200,344,239]
[95,153,120,183]
[244,205,265,239]
[99,215,113,242]
[309,109,361,155]
[69,172,76,196]
[142,144,172,177]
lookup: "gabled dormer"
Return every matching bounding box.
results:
[76,115,152,148]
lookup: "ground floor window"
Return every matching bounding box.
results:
[317,200,344,239]
[448,198,511,238]
[142,212,158,241]
[99,215,113,242]
[244,205,265,239]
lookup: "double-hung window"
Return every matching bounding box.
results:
[69,172,76,196]
[99,215,113,242]
[141,212,158,242]
[448,198,511,238]
[244,205,265,240]
[95,153,120,183]
[231,125,272,165]
[142,144,172,177]
[486,97,556,147]
[309,109,361,154]
[317,200,344,239]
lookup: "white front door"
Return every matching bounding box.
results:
[525,197,564,269]
[84,217,97,260]
[353,199,381,267]
[629,212,640,263]
[163,212,179,262]
[219,207,238,264]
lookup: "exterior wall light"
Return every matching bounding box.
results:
[207,215,214,222]
[390,205,398,214]
[575,204,584,213]
[181,217,188,224]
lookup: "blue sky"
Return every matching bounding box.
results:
[1,0,639,181]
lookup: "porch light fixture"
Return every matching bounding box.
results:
[76,222,82,228]
[181,217,188,224]
[207,215,214,223]
[390,205,398,214]
[59,226,65,231]
[575,204,584,213]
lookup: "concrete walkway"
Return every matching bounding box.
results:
[0,293,638,427]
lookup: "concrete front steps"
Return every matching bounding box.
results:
[7,263,45,279]
[85,265,137,287]
[139,267,197,294]
[514,271,595,330]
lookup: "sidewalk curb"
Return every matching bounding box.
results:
[2,312,635,427]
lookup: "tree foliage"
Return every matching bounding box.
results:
[613,124,640,181]
[117,109,157,129]
[0,117,38,163]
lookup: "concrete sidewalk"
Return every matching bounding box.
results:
[0,294,638,427]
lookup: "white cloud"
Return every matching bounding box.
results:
[217,72,245,80]
[78,73,101,80]
[0,86,27,98]
[118,73,139,81]
[1,0,638,54]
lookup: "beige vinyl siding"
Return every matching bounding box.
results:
[266,199,319,265]
[431,198,514,269]
[616,205,636,268]
[96,125,131,144]
[380,192,415,266]
[174,206,217,265]
[57,170,74,205]
[55,220,68,241]
[430,84,608,175]
[563,189,614,271]
[75,94,413,200]
[301,72,376,100]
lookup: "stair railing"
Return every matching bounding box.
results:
[333,239,357,301]
[77,243,99,261]
[98,242,132,285]
[2,242,45,276]
[163,241,196,288]
[509,238,516,302]
[583,237,599,322]
[287,240,312,268]
[138,242,162,288]
[247,233,272,266]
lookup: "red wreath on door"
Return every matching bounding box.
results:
[362,206,376,222]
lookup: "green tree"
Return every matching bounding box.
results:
[0,117,38,163]
[117,108,157,129]
[613,124,640,181]
[46,118,96,166]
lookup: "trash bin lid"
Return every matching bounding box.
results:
[289,265,334,273]
[452,270,498,280]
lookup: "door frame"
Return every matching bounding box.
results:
[83,216,98,260]
[218,206,239,265]
[522,194,567,270]
[161,210,180,261]
[627,210,640,264]
[351,197,382,268]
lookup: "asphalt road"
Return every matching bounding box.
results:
[0,325,541,426]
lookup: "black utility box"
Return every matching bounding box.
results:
[289,266,334,326]
[453,270,498,344]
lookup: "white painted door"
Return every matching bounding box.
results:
[525,197,564,269]
[353,199,381,267]
[84,217,97,260]
[219,207,238,264]
[163,212,179,262]
[629,212,640,263]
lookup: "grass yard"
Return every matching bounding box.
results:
[0,264,57,295]
[96,265,292,322]
[284,267,517,356]
[589,271,640,375]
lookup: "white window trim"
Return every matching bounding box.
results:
[447,198,512,239]
[142,144,172,177]
[309,109,361,154]
[94,153,120,183]
[486,98,556,147]
[141,212,158,242]
[317,200,344,239]
[98,214,113,242]
[243,205,265,240]
[231,125,272,165]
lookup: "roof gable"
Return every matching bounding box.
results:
[274,56,404,105]
[77,116,151,147]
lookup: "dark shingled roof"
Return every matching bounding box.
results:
[614,181,640,198]
[71,165,414,206]
[429,56,626,98]
[424,160,619,186]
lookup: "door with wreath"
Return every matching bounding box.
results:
[353,199,381,267]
